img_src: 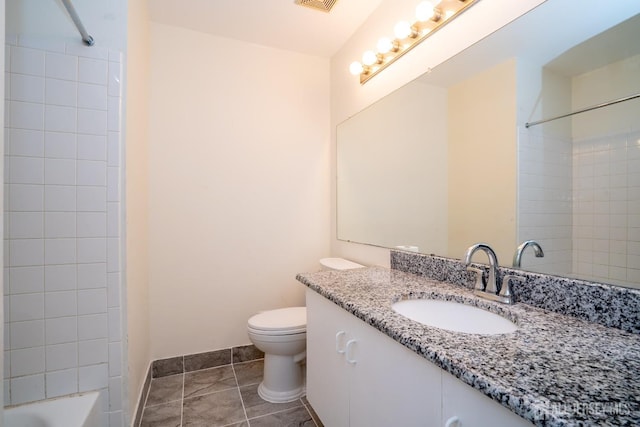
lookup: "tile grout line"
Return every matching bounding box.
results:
[230,356,251,426]
[180,368,185,427]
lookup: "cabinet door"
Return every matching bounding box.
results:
[347,313,442,427]
[306,290,351,427]
[442,371,532,427]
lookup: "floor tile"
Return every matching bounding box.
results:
[182,388,246,427]
[248,406,315,427]
[239,383,301,419]
[184,365,238,399]
[140,400,182,427]
[146,374,184,406]
[232,345,264,364]
[153,356,184,377]
[302,396,323,427]
[233,360,264,386]
[185,349,231,372]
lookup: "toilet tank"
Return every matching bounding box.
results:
[319,257,364,271]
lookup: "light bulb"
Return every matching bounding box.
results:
[416,1,436,21]
[362,50,378,66]
[349,61,364,75]
[376,37,393,54]
[394,21,413,39]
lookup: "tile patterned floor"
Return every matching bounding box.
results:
[139,359,323,427]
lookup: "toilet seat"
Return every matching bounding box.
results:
[248,307,306,335]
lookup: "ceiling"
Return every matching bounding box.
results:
[148,0,383,58]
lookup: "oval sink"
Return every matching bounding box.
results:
[392,299,517,335]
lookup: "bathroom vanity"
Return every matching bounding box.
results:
[297,265,640,426]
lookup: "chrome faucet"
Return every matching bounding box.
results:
[513,240,544,267]
[463,243,518,304]
[463,243,500,294]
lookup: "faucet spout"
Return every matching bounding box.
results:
[462,243,499,294]
[513,240,544,267]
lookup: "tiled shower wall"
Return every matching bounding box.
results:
[572,130,640,286]
[3,36,124,426]
[517,127,573,275]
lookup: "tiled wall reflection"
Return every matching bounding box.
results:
[4,36,124,427]
[572,130,640,286]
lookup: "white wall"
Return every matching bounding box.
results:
[148,23,330,359]
[125,0,151,422]
[330,0,546,267]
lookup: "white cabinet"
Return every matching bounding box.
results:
[306,289,442,427]
[442,371,532,427]
[306,289,533,427]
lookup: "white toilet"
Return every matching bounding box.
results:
[247,257,364,403]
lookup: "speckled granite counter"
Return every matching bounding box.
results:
[296,266,640,426]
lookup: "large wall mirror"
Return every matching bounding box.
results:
[337,0,640,289]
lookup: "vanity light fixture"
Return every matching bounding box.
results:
[349,0,479,84]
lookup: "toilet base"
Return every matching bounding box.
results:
[257,353,306,403]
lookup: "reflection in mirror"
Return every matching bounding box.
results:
[336,0,640,289]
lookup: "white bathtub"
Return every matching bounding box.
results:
[4,392,101,427]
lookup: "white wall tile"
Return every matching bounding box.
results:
[10,266,44,294]
[45,291,77,318]
[45,131,76,159]
[10,320,44,349]
[77,134,107,161]
[77,160,106,186]
[9,212,44,239]
[77,263,107,289]
[45,105,76,133]
[77,289,107,315]
[107,272,120,308]
[108,342,121,376]
[108,62,121,97]
[108,308,121,342]
[11,347,45,376]
[79,364,108,392]
[78,83,108,110]
[107,132,120,167]
[77,238,107,264]
[79,339,108,366]
[45,78,77,107]
[45,52,78,81]
[44,185,76,211]
[11,101,44,130]
[45,342,78,370]
[44,212,76,238]
[78,57,108,85]
[107,203,119,237]
[11,374,45,405]
[109,377,122,411]
[11,46,45,76]
[45,317,77,345]
[9,239,44,267]
[4,351,10,379]
[78,109,107,136]
[10,293,44,322]
[78,186,107,212]
[78,314,108,340]
[44,238,76,265]
[10,129,44,157]
[107,238,120,273]
[66,43,109,61]
[46,369,78,398]
[107,96,120,131]
[77,212,106,238]
[10,73,45,103]
[108,50,121,63]
[45,158,75,185]
[9,184,44,211]
[9,156,44,184]
[45,264,77,292]
[107,167,119,201]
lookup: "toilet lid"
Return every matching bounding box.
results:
[248,307,307,334]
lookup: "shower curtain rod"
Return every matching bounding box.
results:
[525,92,640,128]
[61,0,94,46]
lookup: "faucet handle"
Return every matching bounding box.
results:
[466,267,485,291]
[500,275,524,299]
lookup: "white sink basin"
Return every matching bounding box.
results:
[392,299,517,335]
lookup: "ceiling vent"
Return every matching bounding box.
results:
[294,0,338,13]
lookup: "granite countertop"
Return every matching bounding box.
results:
[296,266,640,426]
